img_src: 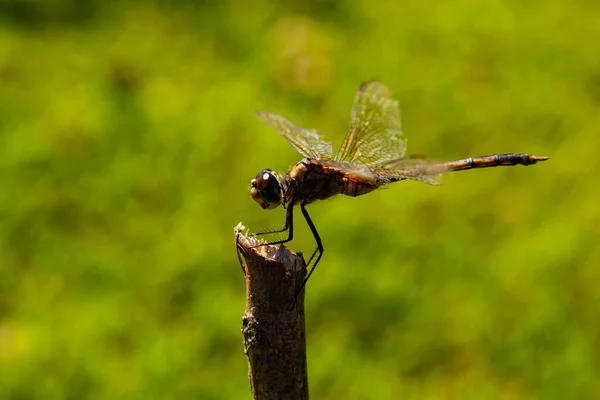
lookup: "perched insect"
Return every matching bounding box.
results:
[249,81,548,299]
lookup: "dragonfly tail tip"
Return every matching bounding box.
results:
[532,155,549,162]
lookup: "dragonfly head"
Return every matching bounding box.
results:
[250,169,283,210]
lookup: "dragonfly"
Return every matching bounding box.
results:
[249,81,548,300]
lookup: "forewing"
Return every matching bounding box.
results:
[335,81,406,164]
[373,156,450,185]
[256,111,333,159]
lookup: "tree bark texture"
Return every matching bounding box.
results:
[235,224,309,400]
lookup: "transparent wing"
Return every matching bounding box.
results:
[256,111,333,159]
[335,81,406,164]
[373,155,451,185]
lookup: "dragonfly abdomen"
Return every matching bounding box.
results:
[444,153,548,171]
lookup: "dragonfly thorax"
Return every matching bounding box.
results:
[249,169,283,210]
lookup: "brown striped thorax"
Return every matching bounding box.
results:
[248,81,548,302]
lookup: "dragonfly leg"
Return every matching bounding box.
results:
[250,205,294,248]
[288,204,323,310]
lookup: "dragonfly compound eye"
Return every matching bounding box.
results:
[249,169,282,210]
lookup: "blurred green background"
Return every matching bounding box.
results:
[1,0,599,398]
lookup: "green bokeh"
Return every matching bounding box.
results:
[1,0,599,398]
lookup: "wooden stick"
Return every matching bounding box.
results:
[235,224,309,400]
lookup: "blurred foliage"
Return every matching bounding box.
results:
[1,0,599,398]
